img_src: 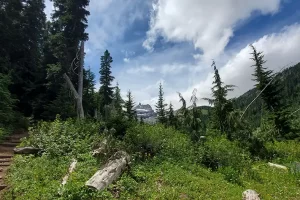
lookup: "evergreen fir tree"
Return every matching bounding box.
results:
[43,0,90,119]
[0,74,16,125]
[83,68,96,117]
[168,102,177,127]
[250,45,292,138]
[124,90,136,120]
[99,50,115,114]
[204,61,234,139]
[113,83,124,114]
[156,83,167,124]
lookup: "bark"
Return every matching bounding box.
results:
[61,159,77,186]
[63,41,85,119]
[268,162,288,170]
[77,41,84,119]
[58,159,77,195]
[14,147,41,154]
[85,151,130,191]
[242,190,260,200]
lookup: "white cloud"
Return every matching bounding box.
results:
[127,65,156,74]
[123,58,130,63]
[164,23,300,109]
[87,0,148,51]
[143,0,282,62]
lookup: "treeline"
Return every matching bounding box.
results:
[1,0,299,145]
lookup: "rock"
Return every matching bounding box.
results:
[243,189,260,200]
[14,147,41,155]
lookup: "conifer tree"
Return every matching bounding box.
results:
[204,61,234,139]
[99,50,115,114]
[168,102,177,127]
[43,0,90,119]
[250,45,292,138]
[83,68,96,117]
[125,90,136,120]
[156,83,167,124]
[0,74,15,125]
[113,83,124,114]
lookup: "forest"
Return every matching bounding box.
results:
[0,0,300,199]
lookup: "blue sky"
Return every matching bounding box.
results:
[45,0,300,109]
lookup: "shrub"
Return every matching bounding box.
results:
[21,116,103,157]
[200,136,251,172]
[124,124,194,162]
[265,140,300,163]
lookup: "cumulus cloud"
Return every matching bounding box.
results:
[156,23,300,109]
[87,0,149,51]
[143,0,282,62]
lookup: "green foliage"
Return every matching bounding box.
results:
[204,61,234,139]
[265,140,300,163]
[99,50,115,115]
[155,83,167,124]
[22,116,102,157]
[124,124,194,162]
[200,136,251,172]
[0,73,15,125]
[113,83,124,114]
[250,45,292,137]
[124,90,136,121]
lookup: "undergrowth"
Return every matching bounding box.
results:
[3,117,300,200]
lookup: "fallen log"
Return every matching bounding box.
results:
[85,151,130,191]
[242,189,260,200]
[62,159,77,186]
[268,162,288,170]
[14,147,41,155]
[58,159,77,195]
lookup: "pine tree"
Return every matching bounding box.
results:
[156,83,167,124]
[204,61,234,139]
[113,83,124,114]
[168,102,177,127]
[124,90,136,120]
[0,0,46,117]
[0,74,16,125]
[83,68,96,117]
[99,50,115,115]
[43,0,90,119]
[250,45,292,138]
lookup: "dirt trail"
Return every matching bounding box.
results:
[0,131,28,193]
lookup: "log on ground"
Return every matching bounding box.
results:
[85,151,130,191]
[14,147,42,154]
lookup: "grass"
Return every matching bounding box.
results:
[3,120,300,200]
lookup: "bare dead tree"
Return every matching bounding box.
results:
[63,41,85,119]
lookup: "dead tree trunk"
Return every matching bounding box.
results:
[77,41,84,119]
[63,41,85,119]
[85,151,130,191]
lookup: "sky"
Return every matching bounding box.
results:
[45,0,300,109]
